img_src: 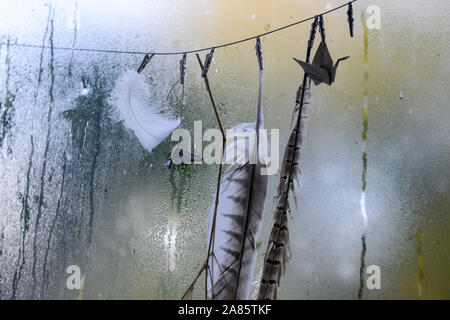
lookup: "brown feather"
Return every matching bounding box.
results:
[258,82,312,300]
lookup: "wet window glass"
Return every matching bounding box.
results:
[0,0,448,300]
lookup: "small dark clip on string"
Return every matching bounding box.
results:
[347,2,354,37]
[201,48,215,78]
[137,53,155,73]
[179,53,187,85]
[306,16,319,63]
[319,15,326,45]
[179,53,187,109]
[255,37,263,71]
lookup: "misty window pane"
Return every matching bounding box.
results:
[0,0,448,300]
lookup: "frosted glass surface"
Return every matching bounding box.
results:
[0,0,448,299]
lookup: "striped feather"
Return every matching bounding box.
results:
[258,82,312,300]
[207,161,267,299]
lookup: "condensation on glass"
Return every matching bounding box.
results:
[0,0,448,299]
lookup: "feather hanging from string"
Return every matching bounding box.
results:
[206,38,267,300]
[278,84,312,200]
[258,17,318,300]
[258,82,312,300]
[108,69,180,153]
[206,134,268,299]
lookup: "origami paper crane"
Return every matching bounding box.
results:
[294,42,350,86]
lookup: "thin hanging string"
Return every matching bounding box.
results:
[1,1,357,56]
[181,51,227,300]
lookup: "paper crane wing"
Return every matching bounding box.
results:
[293,57,331,85]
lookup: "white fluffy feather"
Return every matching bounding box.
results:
[108,69,180,153]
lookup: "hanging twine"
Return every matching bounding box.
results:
[3,1,357,58]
